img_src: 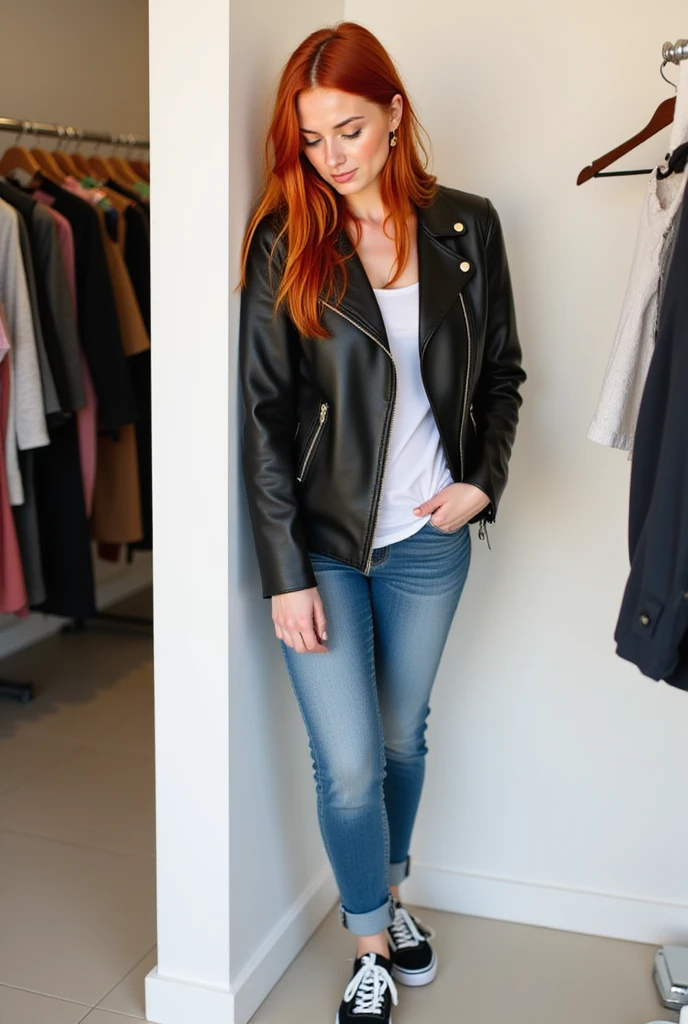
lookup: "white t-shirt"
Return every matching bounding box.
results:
[371,281,454,549]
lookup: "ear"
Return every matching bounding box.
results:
[389,93,404,131]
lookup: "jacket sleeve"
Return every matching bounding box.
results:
[463,199,526,521]
[238,218,317,599]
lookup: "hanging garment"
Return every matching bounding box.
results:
[13,212,61,421]
[0,304,29,616]
[104,181,152,551]
[0,177,85,414]
[588,59,688,451]
[0,198,49,506]
[104,187,152,551]
[39,201,98,517]
[90,200,149,545]
[614,188,688,689]
[31,177,137,431]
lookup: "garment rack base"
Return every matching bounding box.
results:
[0,679,35,702]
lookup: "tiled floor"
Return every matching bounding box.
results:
[0,591,156,1023]
[0,589,680,1024]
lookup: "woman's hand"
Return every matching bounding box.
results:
[413,483,490,533]
[272,587,328,654]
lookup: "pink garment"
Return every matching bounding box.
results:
[62,176,109,207]
[35,197,98,517]
[0,307,8,363]
[0,308,28,615]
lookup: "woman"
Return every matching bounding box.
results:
[239,21,525,1023]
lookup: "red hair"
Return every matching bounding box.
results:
[239,21,437,339]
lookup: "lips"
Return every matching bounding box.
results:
[332,169,356,182]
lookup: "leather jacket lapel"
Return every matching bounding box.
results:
[331,232,391,350]
[327,192,476,353]
[417,203,475,353]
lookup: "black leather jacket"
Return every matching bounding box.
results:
[239,184,526,598]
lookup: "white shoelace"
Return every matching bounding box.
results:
[388,905,435,951]
[344,953,399,1016]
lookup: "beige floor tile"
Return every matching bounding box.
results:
[91,695,154,754]
[0,985,90,1024]
[248,904,679,1024]
[0,743,155,857]
[79,1011,147,1023]
[0,649,153,748]
[96,946,157,1018]
[0,730,80,796]
[0,829,156,1005]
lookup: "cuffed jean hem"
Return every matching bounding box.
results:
[388,856,411,887]
[339,893,396,936]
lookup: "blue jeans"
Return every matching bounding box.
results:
[279,520,471,936]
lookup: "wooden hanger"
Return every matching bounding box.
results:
[51,147,82,178]
[0,143,42,180]
[108,155,143,186]
[71,151,93,177]
[86,152,118,182]
[577,95,676,185]
[130,159,150,182]
[31,146,67,183]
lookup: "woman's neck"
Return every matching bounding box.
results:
[344,181,387,225]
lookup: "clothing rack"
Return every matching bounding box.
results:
[0,117,149,149]
[594,38,688,178]
[0,116,151,702]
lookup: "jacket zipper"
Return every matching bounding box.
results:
[458,293,472,481]
[322,301,397,573]
[460,296,490,545]
[296,401,329,482]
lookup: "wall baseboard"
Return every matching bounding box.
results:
[145,865,338,1024]
[0,559,153,661]
[403,862,688,947]
[145,858,688,1023]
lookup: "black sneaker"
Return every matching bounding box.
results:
[386,900,437,987]
[336,951,398,1023]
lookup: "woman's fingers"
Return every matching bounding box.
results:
[272,587,328,653]
[313,593,328,643]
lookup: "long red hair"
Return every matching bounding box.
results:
[239,21,437,340]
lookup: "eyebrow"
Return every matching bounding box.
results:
[299,115,365,135]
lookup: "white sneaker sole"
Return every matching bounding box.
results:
[336,1015,393,1023]
[391,950,438,987]
[337,1011,395,1019]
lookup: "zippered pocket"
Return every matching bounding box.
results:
[296,401,329,483]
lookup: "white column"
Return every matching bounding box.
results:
[145,0,232,1021]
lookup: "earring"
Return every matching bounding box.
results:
[390,129,398,148]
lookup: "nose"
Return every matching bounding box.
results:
[324,140,346,170]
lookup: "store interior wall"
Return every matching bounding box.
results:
[226,0,688,997]
[0,0,151,652]
[340,2,688,942]
[227,0,345,988]
[4,0,688,1020]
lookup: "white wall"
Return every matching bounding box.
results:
[227,0,343,1001]
[0,0,148,137]
[343,1,688,942]
[147,2,344,1022]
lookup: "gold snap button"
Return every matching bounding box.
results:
[639,614,650,626]
[453,222,465,232]
[460,261,470,272]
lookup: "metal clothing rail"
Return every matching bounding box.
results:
[0,113,149,702]
[0,116,149,149]
[663,38,688,64]
[590,38,688,179]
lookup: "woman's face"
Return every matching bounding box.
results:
[296,87,402,196]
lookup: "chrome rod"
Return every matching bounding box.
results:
[0,117,149,148]
[663,39,688,65]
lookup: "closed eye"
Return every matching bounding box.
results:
[303,128,363,148]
